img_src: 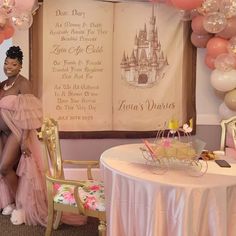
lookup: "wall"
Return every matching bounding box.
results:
[0,20,223,162]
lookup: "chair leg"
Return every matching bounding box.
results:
[53,210,62,229]
[45,207,54,236]
[98,220,106,236]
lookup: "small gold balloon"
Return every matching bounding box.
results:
[224,89,236,111]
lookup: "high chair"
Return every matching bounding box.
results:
[40,118,106,236]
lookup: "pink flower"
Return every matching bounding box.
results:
[63,192,75,204]
[89,185,100,191]
[54,183,61,191]
[84,196,96,210]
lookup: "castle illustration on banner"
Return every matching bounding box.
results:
[120,5,168,87]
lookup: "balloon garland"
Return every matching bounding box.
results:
[0,0,37,43]
[149,0,236,119]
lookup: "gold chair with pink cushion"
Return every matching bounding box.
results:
[40,118,106,236]
[220,116,236,157]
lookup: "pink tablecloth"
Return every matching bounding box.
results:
[100,143,236,236]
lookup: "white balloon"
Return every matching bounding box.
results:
[219,102,236,119]
[210,69,236,92]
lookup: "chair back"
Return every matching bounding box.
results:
[41,118,64,179]
[220,116,236,151]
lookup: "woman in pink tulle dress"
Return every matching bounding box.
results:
[0,46,47,226]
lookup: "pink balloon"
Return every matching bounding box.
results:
[15,0,36,11]
[205,54,215,70]
[191,15,209,35]
[216,17,236,40]
[206,37,229,58]
[191,32,212,48]
[171,0,204,10]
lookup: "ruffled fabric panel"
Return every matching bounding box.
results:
[16,131,47,226]
[0,176,13,209]
[0,94,43,130]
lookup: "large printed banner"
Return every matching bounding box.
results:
[32,0,196,137]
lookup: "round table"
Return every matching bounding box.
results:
[100,143,236,236]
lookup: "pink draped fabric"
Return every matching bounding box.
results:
[0,95,87,227]
[0,94,47,226]
[0,95,87,226]
[0,176,14,209]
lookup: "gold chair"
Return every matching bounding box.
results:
[40,118,106,236]
[220,116,236,151]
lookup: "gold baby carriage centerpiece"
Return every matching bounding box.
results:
[141,119,208,177]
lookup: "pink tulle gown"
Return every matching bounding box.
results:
[0,94,87,226]
[0,94,47,225]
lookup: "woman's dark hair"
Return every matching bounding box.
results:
[6,46,23,65]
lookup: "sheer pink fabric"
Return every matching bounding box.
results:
[16,130,47,226]
[0,176,13,209]
[0,94,47,226]
[0,95,87,226]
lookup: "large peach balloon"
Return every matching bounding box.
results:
[3,24,14,39]
[210,69,236,92]
[206,37,229,58]
[224,89,236,111]
[191,32,212,48]
[171,0,204,10]
[216,17,236,39]
[191,15,209,35]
